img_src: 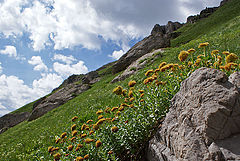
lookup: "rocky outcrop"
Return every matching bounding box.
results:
[28,71,100,121]
[111,21,182,74]
[187,0,231,24]
[28,83,90,121]
[0,112,30,134]
[147,68,240,161]
[187,7,218,24]
[111,49,164,83]
[220,0,231,6]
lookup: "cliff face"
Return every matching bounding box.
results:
[147,68,240,161]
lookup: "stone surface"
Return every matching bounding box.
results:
[187,7,218,24]
[111,49,163,83]
[0,112,30,134]
[147,68,240,161]
[28,83,90,121]
[111,22,182,74]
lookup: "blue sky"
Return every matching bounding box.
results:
[0,0,222,116]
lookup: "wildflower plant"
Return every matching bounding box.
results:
[48,42,239,161]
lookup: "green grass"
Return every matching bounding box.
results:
[0,0,240,160]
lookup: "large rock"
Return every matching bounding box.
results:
[28,83,90,121]
[147,68,240,161]
[111,22,182,74]
[187,7,218,24]
[0,112,30,134]
[111,49,164,83]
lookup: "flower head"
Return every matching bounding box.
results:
[55,138,61,144]
[60,132,67,138]
[178,51,189,62]
[96,110,103,115]
[198,42,209,48]
[71,116,78,122]
[84,154,90,159]
[68,145,73,151]
[128,80,137,87]
[48,146,54,153]
[53,153,61,160]
[145,69,154,76]
[226,53,238,64]
[159,62,167,69]
[96,140,102,148]
[85,138,94,144]
[111,126,119,132]
[113,86,123,95]
[81,134,87,138]
[222,51,230,55]
[86,120,93,124]
[71,124,76,131]
[72,130,77,136]
[76,156,84,161]
[98,115,104,120]
[187,48,196,54]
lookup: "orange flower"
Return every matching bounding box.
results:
[104,107,111,113]
[72,130,77,136]
[187,48,196,54]
[72,116,78,122]
[96,110,103,115]
[158,62,167,69]
[128,80,137,87]
[71,124,76,131]
[89,130,94,135]
[178,51,189,62]
[77,144,83,148]
[85,138,94,144]
[113,86,123,95]
[68,145,73,151]
[145,69,154,76]
[84,154,90,159]
[108,151,113,154]
[53,153,61,160]
[98,115,104,120]
[81,134,87,138]
[198,42,209,48]
[48,146,54,153]
[111,126,119,132]
[96,118,106,125]
[95,140,102,148]
[111,107,118,112]
[76,156,84,161]
[70,137,76,142]
[86,120,93,124]
[55,138,61,144]
[60,132,67,138]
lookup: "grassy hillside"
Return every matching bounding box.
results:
[0,0,240,160]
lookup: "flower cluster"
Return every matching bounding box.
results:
[48,42,239,161]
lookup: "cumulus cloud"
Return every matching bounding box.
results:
[0,73,63,116]
[28,56,48,72]
[0,0,222,51]
[53,61,88,77]
[53,54,77,64]
[0,45,17,58]
[108,50,125,60]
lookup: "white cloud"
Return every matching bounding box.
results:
[53,54,76,64]
[0,62,2,74]
[109,50,125,60]
[28,56,48,72]
[32,73,63,96]
[0,0,26,37]
[0,0,222,51]
[0,45,17,57]
[53,61,88,77]
[0,73,63,116]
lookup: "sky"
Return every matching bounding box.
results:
[0,0,222,116]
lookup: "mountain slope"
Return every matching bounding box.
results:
[0,0,240,160]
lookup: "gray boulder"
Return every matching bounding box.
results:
[147,68,240,161]
[111,49,164,83]
[0,112,30,134]
[28,83,90,121]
